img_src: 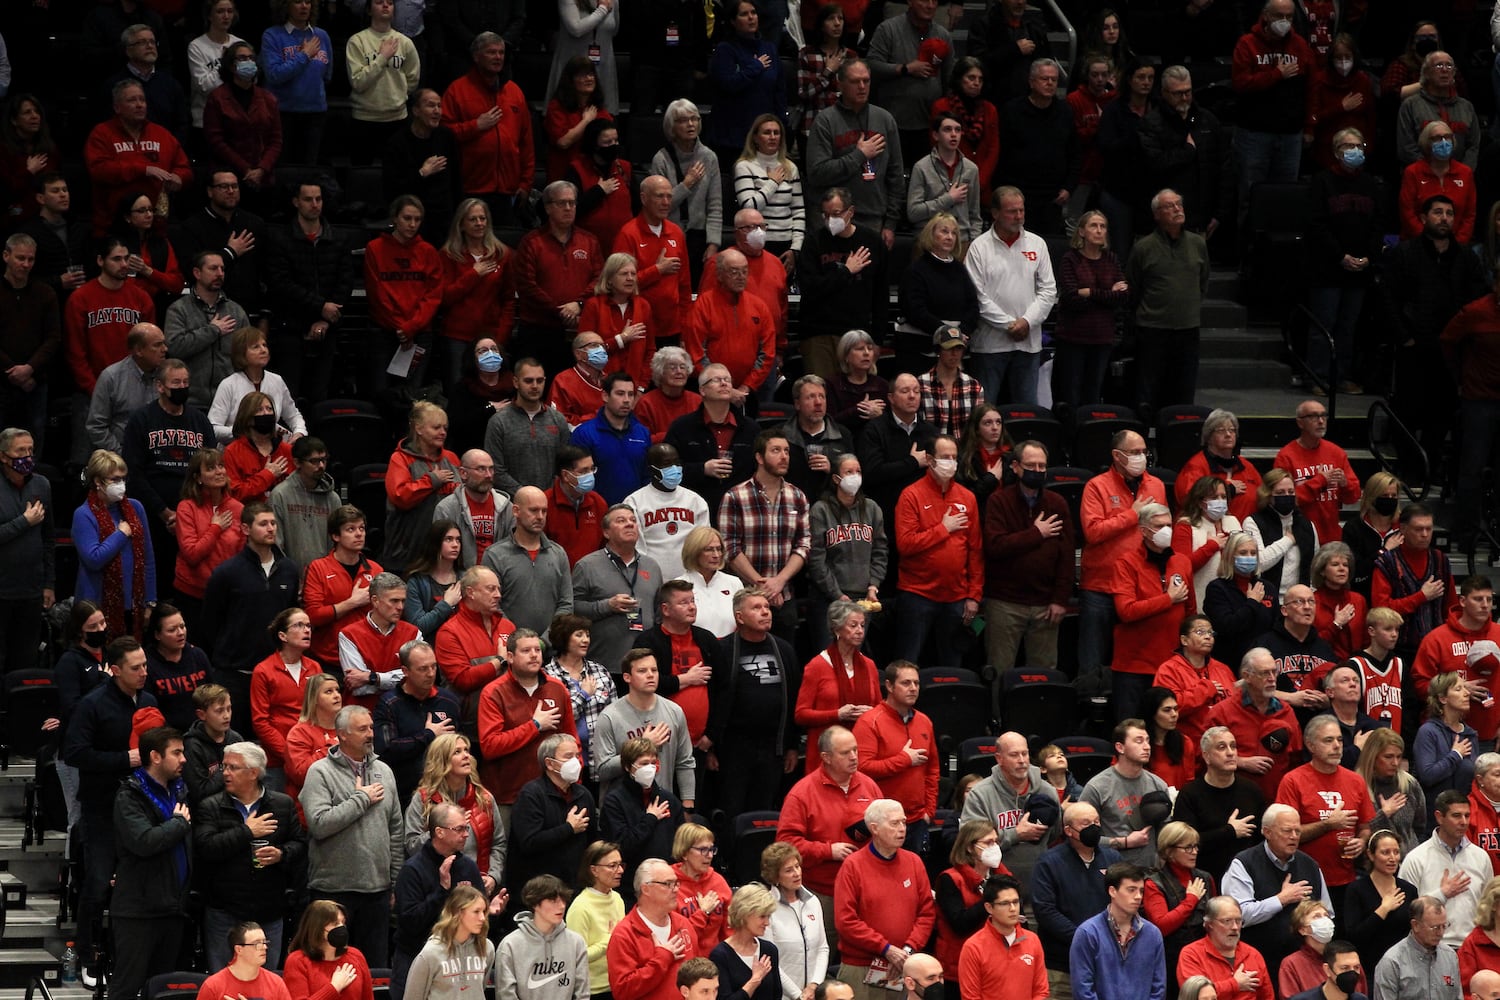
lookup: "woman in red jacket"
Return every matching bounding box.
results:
[112,190,184,320]
[1312,541,1368,661]
[173,447,245,620]
[364,194,443,392]
[223,391,293,503]
[282,900,374,1000]
[673,822,732,955]
[795,600,878,775]
[582,252,655,388]
[285,672,341,806]
[202,42,283,208]
[565,119,634,251]
[1143,686,1198,789]
[383,400,460,572]
[545,57,613,182]
[251,607,319,788]
[437,198,516,394]
[1153,614,1235,752]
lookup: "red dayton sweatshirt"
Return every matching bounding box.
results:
[363,232,443,336]
[83,117,193,236]
[65,279,158,394]
[1273,437,1360,543]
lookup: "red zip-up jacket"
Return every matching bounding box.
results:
[224,435,293,504]
[172,496,245,598]
[581,293,655,388]
[853,701,939,822]
[385,440,460,512]
[433,602,516,694]
[514,225,604,328]
[364,232,442,335]
[684,284,776,390]
[477,671,576,803]
[439,247,516,345]
[1080,467,1168,592]
[250,652,320,767]
[303,553,383,667]
[776,767,881,895]
[440,69,533,196]
[607,907,697,1000]
[614,215,692,338]
[1414,610,1500,739]
[1112,543,1196,675]
[894,472,982,603]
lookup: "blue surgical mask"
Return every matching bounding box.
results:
[234,60,257,80]
[1205,498,1229,521]
[572,470,596,494]
[585,346,609,368]
[1234,555,1259,576]
[656,464,683,490]
[1340,147,1365,169]
[1431,138,1454,160]
[476,350,503,372]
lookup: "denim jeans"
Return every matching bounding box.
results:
[1306,285,1366,386]
[1075,588,1116,695]
[895,591,968,667]
[1234,129,1303,227]
[970,350,1041,406]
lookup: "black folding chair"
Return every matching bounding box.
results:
[1070,404,1145,473]
[729,811,780,886]
[143,972,206,1000]
[1154,404,1214,471]
[1051,735,1115,784]
[1000,668,1078,753]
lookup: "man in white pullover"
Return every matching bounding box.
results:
[964,186,1057,406]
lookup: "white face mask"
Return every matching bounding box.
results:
[744,227,768,251]
[1334,59,1353,75]
[103,481,127,504]
[556,756,583,784]
[632,763,658,787]
[838,473,862,496]
[1151,526,1173,550]
[826,216,847,237]
[1122,453,1147,477]
[1268,17,1292,36]
[978,844,1003,869]
[932,457,958,480]
[1308,915,1335,943]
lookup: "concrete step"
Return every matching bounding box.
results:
[1201,298,1249,329]
[1199,326,1284,362]
[2,900,64,948]
[1199,357,1293,390]
[0,949,60,990]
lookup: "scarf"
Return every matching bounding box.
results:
[133,767,190,886]
[90,488,148,639]
[949,91,988,152]
[825,644,879,706]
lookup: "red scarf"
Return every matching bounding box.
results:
[90,488,148,639]
[826,644,880,706]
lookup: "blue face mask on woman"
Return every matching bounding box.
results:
[1234,555,1259,576]
[1341,147,1365,169]
[1431,138,1454,160]
[476,350,503,373]
[234,60,258,80]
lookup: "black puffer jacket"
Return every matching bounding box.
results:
[193,785,306,919]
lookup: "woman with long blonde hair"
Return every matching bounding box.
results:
[1355,728,1426,854]
[405,885,493,999]
[437,197,515,394]
[284,671,342,804]
[402,733,505,894]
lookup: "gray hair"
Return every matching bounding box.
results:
[1303,713,1340,746]
[1310,541,1354,585]
[1262,802,1299,829]
[1410,895,1447,922]
[650,346,692,385]
[543,180,578,205]
[5,233,37,254]
[1137,502,1171,527]
[121,23,154,47]
[792,374,827,401]
[864,798,904,827]
[826,599,864,634]
[111,78,146,105]
[1199,725,1234,755]
[334,705,371,735]
[1204,895,1241,921]
[398,639,434,668]
[634,858,670,894]
[1161,65,1192,88]
[1239,647,1273,679]
[369,572,406,600]
[663,99,701,138]
[428,801,463,833]
[1029,57,1063,82]
[1200,408,1239,446]
[1150,188,1182,213]
[1331,127,1365,155]
[0,427,34,452]
[1179,976,1215,1000]
[818,725,853,754]
[536,731,579,767]
[222,741,266,775]
[470,31,504,55]
[1476,752,1500,781]
[836,329,876,373]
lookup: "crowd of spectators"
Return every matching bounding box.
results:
[5,0,1500,999]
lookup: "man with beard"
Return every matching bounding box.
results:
[172,170,266,319]
[1176,896,1274,1000]
[719,431,810,645]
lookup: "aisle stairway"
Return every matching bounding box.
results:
[0,761,85,1000]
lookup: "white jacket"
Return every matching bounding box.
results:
[964,226,1057,355]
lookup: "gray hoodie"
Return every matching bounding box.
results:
[435,487,515,568]
[300,745,404,892]
[269,470,340,569]
[406,935,493,1000]
[960,763,1061,890]
[492,911,591,1000]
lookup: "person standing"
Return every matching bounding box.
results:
[0,236,60,448]
[1068,863,1167,1000]
[963,187,1057,406]
[0,427,54,677]
[1125,189,1210,422]
[440,33,534,227]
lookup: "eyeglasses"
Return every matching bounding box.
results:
[210,182,240,190]
[1431,62,1456,70]
[1176,844,1201,852]
[301,456,328,465]
[1286,597,1317,607]
[1189,629,1215,637]
[592,861,626,870]
[549,200,578,208]
[1213,917,1245,927]
[239,939,270,948]
[691,845,719,856]
[444,824,472,834]
[649,879,681,890]
[1298,411,1329,420]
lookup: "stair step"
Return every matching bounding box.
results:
[0,871,26,908]
[0,948,60,989]
[1198,358,1293,389]
[1198,327,1284,361]
[1201,298,1248,328]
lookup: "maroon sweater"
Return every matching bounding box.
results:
[982,483,1076,605]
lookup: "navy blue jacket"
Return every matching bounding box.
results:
[393,841,484,956]
[1030,840,1123,971]
[374,684,464,802]
[200,544,301,674]
[64,680,160,814]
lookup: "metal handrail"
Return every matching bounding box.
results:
[1036,0,1077,73]
[1366,399,1431,500]
[1283,304,1338,423]
[25,976,56,1000]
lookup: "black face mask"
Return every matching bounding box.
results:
[1077,824,1104,849]
[1272,494,1297,516]
[83,629,108,650]
[252,413,277,436]
[1019,468,1047,491]
[326,925,349,951]
[1414,35,1440,56]
[1374,496,1399,517]
[595,147,618,164]
[1334,972,1361,995]
[166,386,190,407]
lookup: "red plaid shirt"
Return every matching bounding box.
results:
[718,475,811,600]
[798,46,860,134]
[917,368,985,439]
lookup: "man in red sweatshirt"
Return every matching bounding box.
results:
[514,181,604,374]
[833,798,937,993]
[1273,400,1359,542]
[684,249,776,400]
[477,628,576,821]
[84,80,192,236]
[433,565,516,696]
[1372,502,1459,663]
[853,661,939,853]
[65,239,157,396]
[1229,0,1313,228]
[1413,576,1500,748]
[893,433,983,668]
[615,176,692,343]
[776,725,881,904]
[439,33,533,225]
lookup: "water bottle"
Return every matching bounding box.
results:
[61,941,79,984]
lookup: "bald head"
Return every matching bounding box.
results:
[514,485,546,507]
[903,954,942,993]
[716,248,750,294]
[459,448,494,495]
[641,175,673,224]
[1471,969,1500,1000]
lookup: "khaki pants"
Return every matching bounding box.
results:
[1046,969,1073,1000]
[983,598,1060,672]
[801,335,841,382]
